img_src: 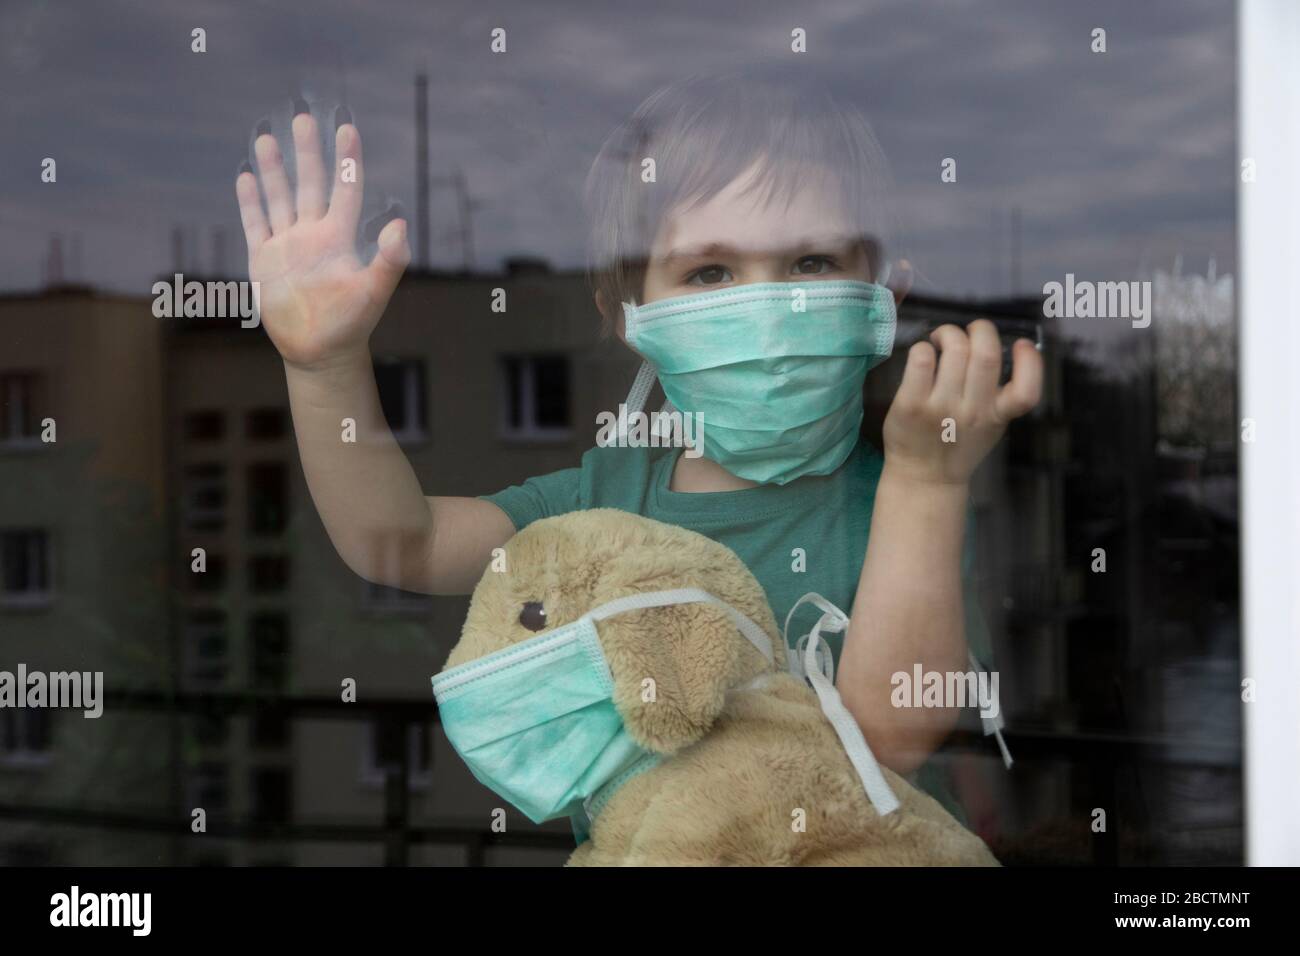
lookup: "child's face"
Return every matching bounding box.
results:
[640,160,873,306]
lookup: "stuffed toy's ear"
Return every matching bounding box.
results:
[596,600,773,755]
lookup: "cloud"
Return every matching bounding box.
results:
[0,0,1233,300]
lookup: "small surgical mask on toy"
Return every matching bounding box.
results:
[432,587,909,839]
[431,589,776,831]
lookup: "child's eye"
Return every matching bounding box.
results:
[686,265,733,286]
[792,255,838,276]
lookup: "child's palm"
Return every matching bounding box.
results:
[235,114,409,370]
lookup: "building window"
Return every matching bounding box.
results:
[0,709,53,766]
[248,554,289,593]
[363,579,434,612]
[193,714,229,749]
[250,767,292,823]
[0,529,53,607]
[499,355,572,441]
[182,463,226,532]
[190,553,226,592]
[250,707,291,751]
[190,762,229,814]
[183,410,225,442]
[363,721,432,789]
[2,843,54,866]
[248,462,288,536]
[184,610,227,689]
[245,407,287,441]
[250,613,289,693]
[359,529,432,612]
[0,372,42,445]
[374,359,427,442]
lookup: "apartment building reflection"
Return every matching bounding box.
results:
[0,263,1241,865]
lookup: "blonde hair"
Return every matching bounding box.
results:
[583,66,898,334]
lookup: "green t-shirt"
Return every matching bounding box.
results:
[481,438,991,822]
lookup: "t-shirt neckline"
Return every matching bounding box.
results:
[649,443,862,522]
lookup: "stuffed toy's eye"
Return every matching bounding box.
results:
[519,601,547,631]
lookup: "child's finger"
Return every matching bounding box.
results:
[894,340,937,412]
[367,218,411,302]
[994,338,1043,422]
[963,319,1002,405]
[327,119,364,234]
[927,324,969,409]
[235,166,270,255]
[253,131,296,234]
[292,112,327,221]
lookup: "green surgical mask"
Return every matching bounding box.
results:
[622,280,897,485]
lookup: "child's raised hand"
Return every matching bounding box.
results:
[235,112,410,370]
[882,319,1043,486]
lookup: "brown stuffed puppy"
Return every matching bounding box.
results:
[438,508,998,866]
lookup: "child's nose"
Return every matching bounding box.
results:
[739,262,793,285]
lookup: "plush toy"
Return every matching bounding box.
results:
[433,508,999,866]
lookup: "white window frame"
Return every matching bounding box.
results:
[1239,0,1300,866]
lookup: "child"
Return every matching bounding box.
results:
[234,68,1041,821]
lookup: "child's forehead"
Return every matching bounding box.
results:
[649,158,859,259]
[650,199,860,261]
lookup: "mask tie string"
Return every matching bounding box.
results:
[968,651,1013,769]
[783,593,901,816]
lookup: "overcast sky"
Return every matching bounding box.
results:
[0,0,1235,299]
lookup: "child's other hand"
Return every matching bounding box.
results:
[235,112,410,371]
[882,320,1042,487]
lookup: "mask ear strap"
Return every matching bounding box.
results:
[618,361,660,442]
[623,360,657,416]
[588,587,776,667]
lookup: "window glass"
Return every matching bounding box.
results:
[0,0,1268,872]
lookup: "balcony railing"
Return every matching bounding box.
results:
[0,687,1241,866]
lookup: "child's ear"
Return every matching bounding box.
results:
[887,258,914,308]
[595,289,627,343]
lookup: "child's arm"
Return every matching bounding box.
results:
[236,113,514,596]
[839,321,1042,774]
[282,355,515,595]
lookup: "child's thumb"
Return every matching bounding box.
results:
[370,218,411,293]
